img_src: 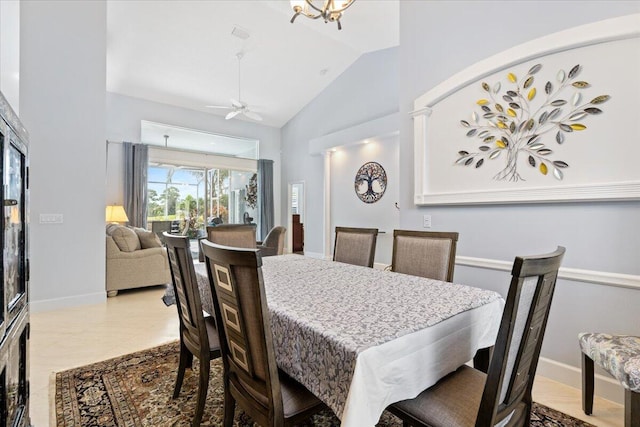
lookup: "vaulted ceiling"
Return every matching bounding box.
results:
[107,0,399,128]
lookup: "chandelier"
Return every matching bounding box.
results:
[290,0,356,30]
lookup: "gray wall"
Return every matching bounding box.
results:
[281,0,640,390]
[398,2,640,369]
[106,92,282,226]
[20,0,107,309]
[280,46,399,255]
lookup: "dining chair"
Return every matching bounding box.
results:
[333,226,378,268]
[391,230,459,282]
[387,246,565,427]
[198,224,257,261]
[578,332,639,426]
[200,240,326,426]
[257,225,287,257]
[164,233,222,427]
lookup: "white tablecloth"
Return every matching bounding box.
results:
[195,254,504,426]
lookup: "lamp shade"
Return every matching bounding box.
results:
[105,205,129,223]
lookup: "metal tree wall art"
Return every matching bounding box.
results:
[456,63,609,182]
[354,162,387,203]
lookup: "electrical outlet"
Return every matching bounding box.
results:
[423,214,431,228]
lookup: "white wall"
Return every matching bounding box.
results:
[330,135,399,266]
[20,0,107,310]
[106,92,282,229]
[398,1,640,400]
[281,46,399,256]
[0,0,20,112]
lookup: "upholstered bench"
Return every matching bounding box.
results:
[578,332,639,427]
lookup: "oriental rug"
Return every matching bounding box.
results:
[54,341,595,426]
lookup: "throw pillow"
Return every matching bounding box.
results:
[133,227,162,249]
[109,225,141,252]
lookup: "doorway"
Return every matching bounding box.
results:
[287,182,305,254]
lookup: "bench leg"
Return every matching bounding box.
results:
[582,352,594,415]
[626,389,639,427]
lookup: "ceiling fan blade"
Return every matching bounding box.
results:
[230,98,244,108]
[243,110,263,121]
[205,105,232,110]
[225,110,241,120]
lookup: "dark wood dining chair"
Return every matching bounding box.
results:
[200,240,326,427]
[164,233,221,427]
[333,226,378,268]
[387,246,565,427]
[198,224,257,261]
[391,230,459,282]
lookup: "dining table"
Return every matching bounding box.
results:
[194,254,505,427]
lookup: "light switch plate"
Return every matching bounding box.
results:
[40,213,63,224]
[423,214,431,228]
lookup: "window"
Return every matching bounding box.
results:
[147,163,257,238]
[142,121,259,238]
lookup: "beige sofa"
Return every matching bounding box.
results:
[106,224,171,297]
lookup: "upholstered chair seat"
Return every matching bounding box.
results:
[579,332,640,426]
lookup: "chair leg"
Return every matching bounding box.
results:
[625,389,639,427]
[173,342,191,399]
[192,357,210,427]
[223,376,236,427]
[582,352,594,415]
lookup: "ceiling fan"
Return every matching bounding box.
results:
[206,52,263,122]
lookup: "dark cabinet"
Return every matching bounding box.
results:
[292,214,304,253]
[0,92,30,427]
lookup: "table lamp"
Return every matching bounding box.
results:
[105,205,129,224]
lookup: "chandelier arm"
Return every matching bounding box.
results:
[304,0,325,15]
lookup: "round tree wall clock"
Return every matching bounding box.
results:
[354,161,387,203]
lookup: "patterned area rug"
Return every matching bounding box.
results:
[54,341,595,426]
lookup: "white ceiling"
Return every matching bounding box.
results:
[107,0,399,128]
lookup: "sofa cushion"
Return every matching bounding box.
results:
[133,227,162,249]
[108,225,141,252]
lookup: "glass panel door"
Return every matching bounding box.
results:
[4,141,26,317]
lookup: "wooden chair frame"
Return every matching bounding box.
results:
[389,246,565,427]
[164,233,221,426]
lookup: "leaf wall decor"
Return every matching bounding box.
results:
[455,63,608,182]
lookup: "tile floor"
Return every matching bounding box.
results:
[30,286,624,427]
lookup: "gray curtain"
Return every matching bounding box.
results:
[257,159,274,241]
[123,142,148,228]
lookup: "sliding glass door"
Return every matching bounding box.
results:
[148,163,257,238]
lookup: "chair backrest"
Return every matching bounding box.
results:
[391,230,459,282]
[333,227,378,268]
[476,246,565,427]
[164,233,210,359]
[201,240,284,426]
[206,224,257,249]
[262,226,286,255]
[151,220,172,243]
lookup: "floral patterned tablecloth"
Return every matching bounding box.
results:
[194,254,503,426]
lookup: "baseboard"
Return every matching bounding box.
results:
[302,251,326,260]
[536,356,625,405]
[30,292,106,313]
